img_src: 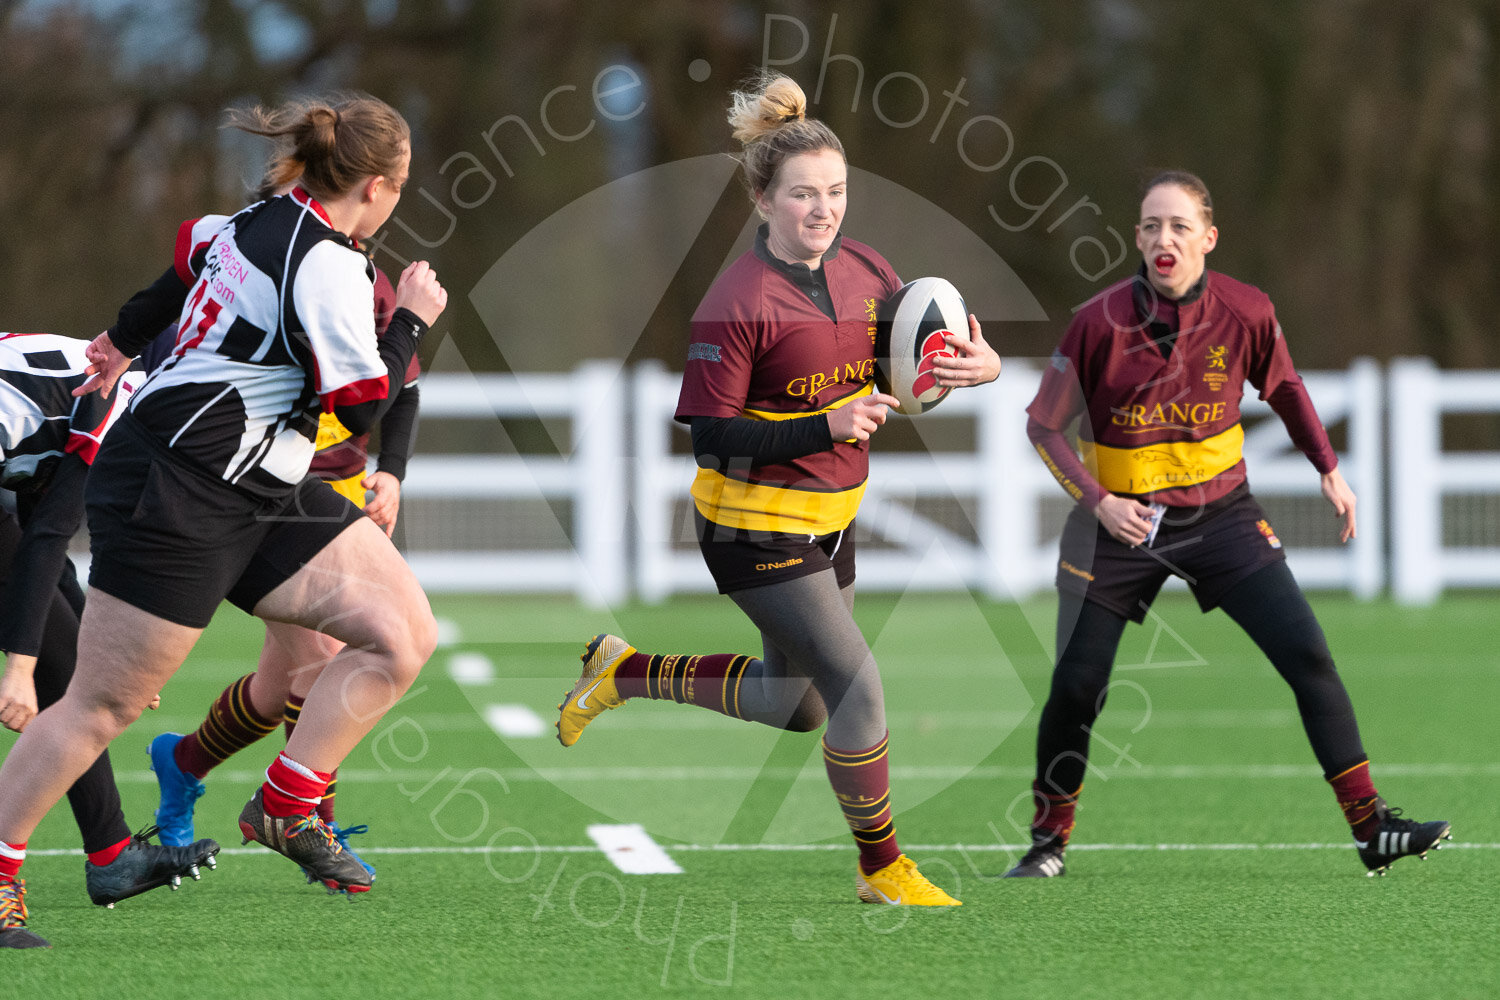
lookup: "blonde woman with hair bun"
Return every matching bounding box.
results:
[559,75,999,907]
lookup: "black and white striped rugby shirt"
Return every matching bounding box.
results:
[0,333,137,490]
[127,189,391,498]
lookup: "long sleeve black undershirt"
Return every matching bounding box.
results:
[111,266,190,358]
[332,309,426,437]
[376,380,421,482]
[688,414,834,469]
[0,456,88,656]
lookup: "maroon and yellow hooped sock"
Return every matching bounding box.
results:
[823,733,902,875]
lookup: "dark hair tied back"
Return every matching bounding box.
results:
[229,92,409,202]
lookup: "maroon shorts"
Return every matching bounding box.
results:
[695,511,856,594]
[1056,484,1287,623]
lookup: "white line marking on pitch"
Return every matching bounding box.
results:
[108,760,1500,785]
[448,651,495,685]
[483,704,547,737]
[586,823,683,874]
[28,841,1496,859]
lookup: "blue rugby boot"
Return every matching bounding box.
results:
[149,733,207,846]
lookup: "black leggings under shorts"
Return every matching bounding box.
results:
[85,415,362,629]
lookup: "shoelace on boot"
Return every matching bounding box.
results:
[0,880,28,926]
[285,813,343,853]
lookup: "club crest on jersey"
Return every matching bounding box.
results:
[1203,345,1230,391]
[1256,518,1282,549]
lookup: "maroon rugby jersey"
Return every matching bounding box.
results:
[675,230,902,534]
[1028,268,1336,510]
[310,268,421,480]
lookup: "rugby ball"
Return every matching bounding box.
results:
[874,277,969,415]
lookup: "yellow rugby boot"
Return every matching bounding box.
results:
[556,634,633,747]
[855,854,962,906]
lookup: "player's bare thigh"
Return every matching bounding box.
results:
[251,515,435,664]
[258,621,347,706]
[70,588,203,730]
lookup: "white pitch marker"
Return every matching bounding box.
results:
[587,823,683,874]
[434,618,463,648]
[448,651,495,685]
[483,704,547,738]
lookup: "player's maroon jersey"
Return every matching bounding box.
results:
[675,230,901,534]
[309,268,420,480]
[1028,268,1336,509]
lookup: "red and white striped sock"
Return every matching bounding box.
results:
[0,840,25,881]
[261,753,333,818]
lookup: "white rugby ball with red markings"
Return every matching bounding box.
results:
[874,277,969,415]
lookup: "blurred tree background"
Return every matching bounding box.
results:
[1,0,1495,373]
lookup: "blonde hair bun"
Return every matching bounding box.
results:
[728,75,808,146]
[725,74,843,200]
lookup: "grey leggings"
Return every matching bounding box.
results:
[727,569,888,750]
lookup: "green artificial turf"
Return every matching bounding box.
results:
[5,592,1495,998]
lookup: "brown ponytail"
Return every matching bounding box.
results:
[227,93,409,201]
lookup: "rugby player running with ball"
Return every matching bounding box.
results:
[558,74,999,906]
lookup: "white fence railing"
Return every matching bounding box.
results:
[403,359,1491,605]
[1389,358,1500,604]
[400,363,627,605]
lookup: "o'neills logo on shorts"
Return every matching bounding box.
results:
[757,557,805,571]
[1060,559,1095,582]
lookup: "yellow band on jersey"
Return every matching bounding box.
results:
[692,384,875,532]
[742,382,874,422]
[327,472,367,506]
[691,469,866,535]
[1080,423,1245,495]
[315,411,354,452]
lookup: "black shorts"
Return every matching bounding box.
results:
[85,415,362,629]
[1056,484,1286,623]
[695,511,856,594]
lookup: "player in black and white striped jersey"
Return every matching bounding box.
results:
[0,94,447,947]
[0,335,220,949]
[0,333,143,730]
